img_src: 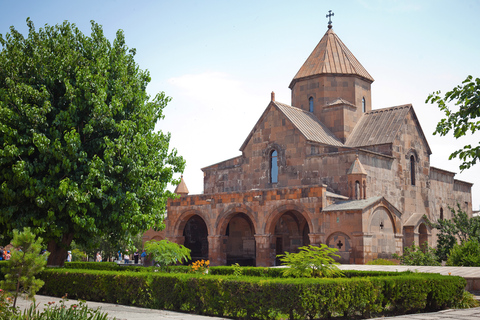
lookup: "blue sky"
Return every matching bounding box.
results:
[1,0,480,210]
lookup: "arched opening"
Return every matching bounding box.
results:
[362,97,366,113]
[183,215,208,261]
[270,150,278,183]
[355,180,360,200]
[418,223,428,252]
[326,232,351,264]
[225,213,256,266]
[273,211,309,266]
[410,155,416,186]
[309,96,314,112]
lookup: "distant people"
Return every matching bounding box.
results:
[118,250,122,262]
[134,249,139,264]
[67,251,72,262]
[0,247,3,260]
[96,252,102,262]
[140,249,147,266]
[124,249,129,264]
[5,250,11,260]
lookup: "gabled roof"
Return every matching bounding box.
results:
[240,101,343,151]
[323,196,383,211]
[323,196,402,219]
[345,104,432,154]
[275,102,344,146]
[289,28,374,89]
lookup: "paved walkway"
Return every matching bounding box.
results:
[14,265,480,319]
[338,264,480,278]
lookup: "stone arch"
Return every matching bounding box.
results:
[326,231,351,264]
[368,205,399,234]
[265,204,314,265]
[418,223,429,249]
[368,206,397,260]
[172,209,212,238]
[265,203,314,235]
[215,204,257,236]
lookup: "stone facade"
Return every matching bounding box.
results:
[143,26,473,266]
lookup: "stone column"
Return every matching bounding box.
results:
[308,233,325,246]
[208,235,227,266]
[254,234,274,267]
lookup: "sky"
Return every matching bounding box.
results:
[1,0,480,210]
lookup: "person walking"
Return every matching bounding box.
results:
[96,252,102,262]
[67,251,72,262]
[124,249,129,264]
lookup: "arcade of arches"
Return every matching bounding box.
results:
[144,186,412,266]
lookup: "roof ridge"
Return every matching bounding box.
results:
[365,104,412,114]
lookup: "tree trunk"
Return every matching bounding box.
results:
[46,233,74,267]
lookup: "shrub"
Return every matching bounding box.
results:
[277,244,343,278]
[393,242,440,266]
[143,239,190,271]
[446,239,480,266]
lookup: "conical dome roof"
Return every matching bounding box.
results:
[174,176,189,195]
[289,28,374,89]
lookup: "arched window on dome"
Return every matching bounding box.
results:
[309,97,314,113]
[362,97,366,113]
[270,150,278,183]
[410,155,416,186]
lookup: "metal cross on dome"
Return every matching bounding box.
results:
[326,10,334,27]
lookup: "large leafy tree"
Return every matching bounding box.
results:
[426,75,480,170]
[0,19,185,266]
[425,205,480,262]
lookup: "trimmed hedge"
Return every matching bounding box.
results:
[62,263,413,279]
[37,268,466,319]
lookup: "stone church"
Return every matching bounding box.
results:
[144,22,473,266]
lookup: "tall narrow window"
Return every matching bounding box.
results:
[362,97,366,113]
[410,155,416,186]
[270,150,278,183]
[355,181,360,200]
[309,97,314,112]
[440,208,444,220]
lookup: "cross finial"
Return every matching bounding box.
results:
[326,10,334,29]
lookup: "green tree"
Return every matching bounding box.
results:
[0,19,185,266]
[426,75,480,170]
[144,239,191,270]
[425,205,480,262]
[0,227,49,308]
[446,239,480,267]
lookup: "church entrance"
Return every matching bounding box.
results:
[183,215,209,261]
[273,211,309,266]
[225,213,256,266]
